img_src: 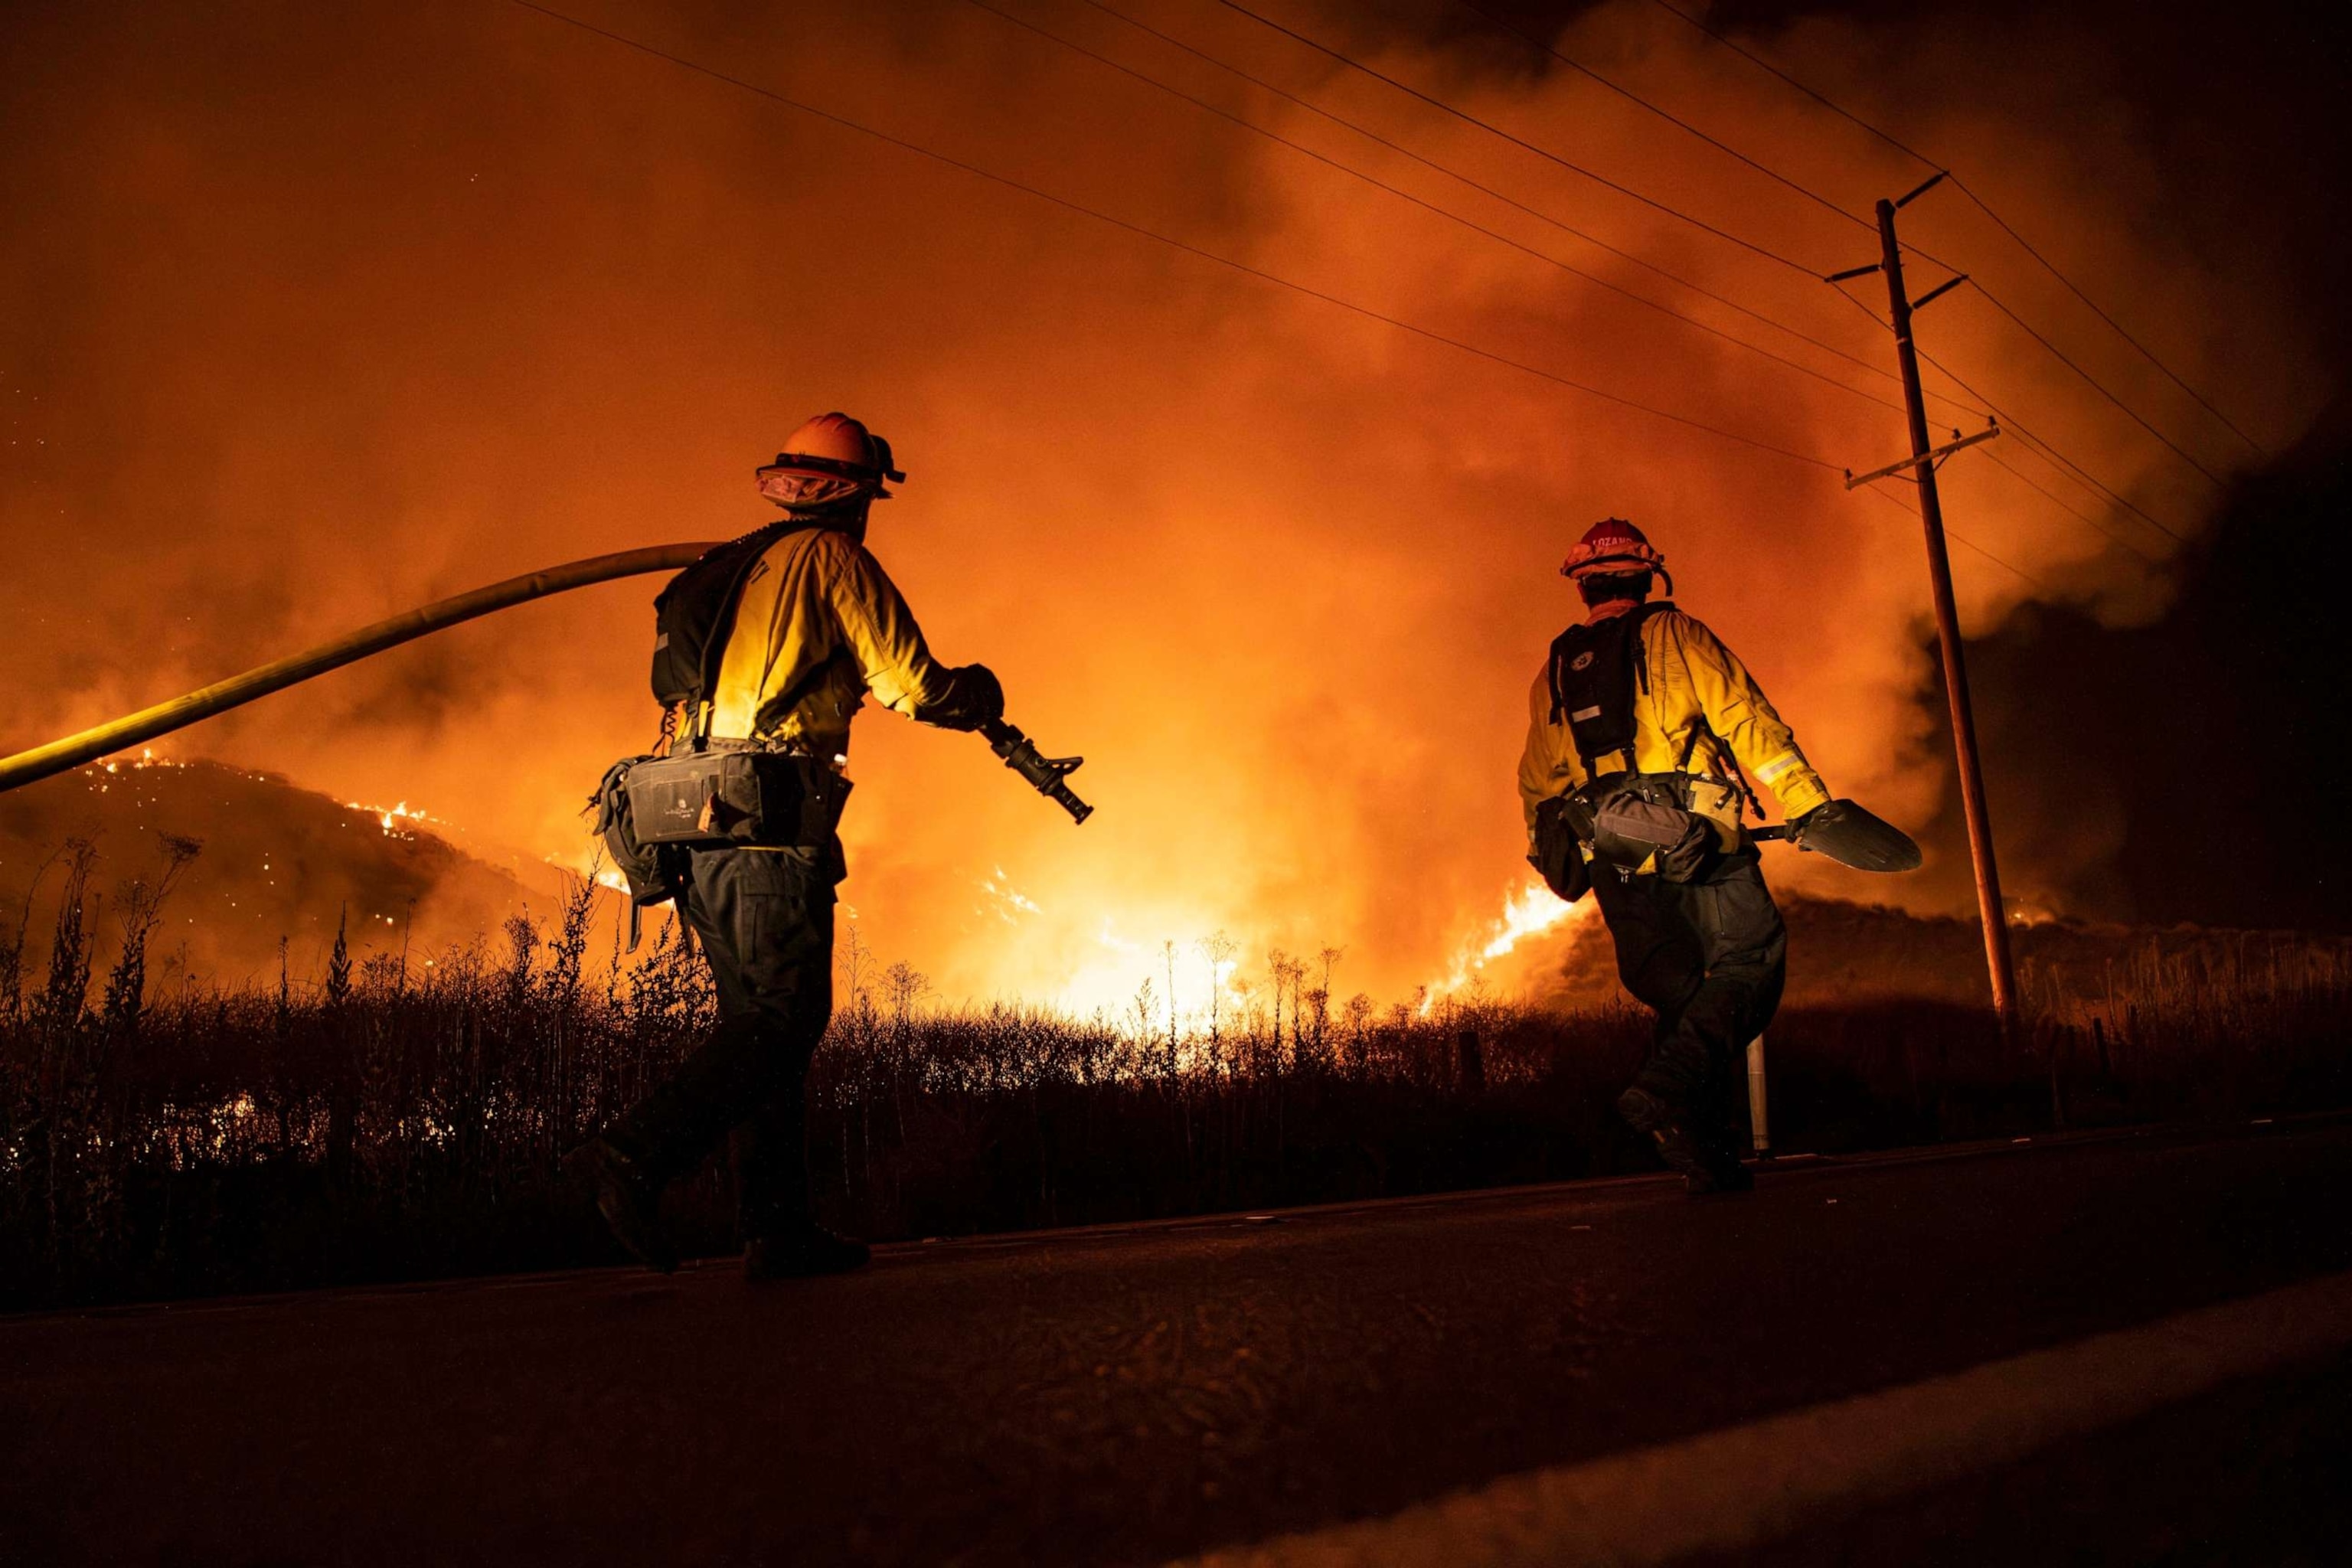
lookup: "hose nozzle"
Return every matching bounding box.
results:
[982,720,1093,825]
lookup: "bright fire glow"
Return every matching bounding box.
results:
[1425,877,1594,1006]
[344,799,439,838]
[5,0,2319,1024]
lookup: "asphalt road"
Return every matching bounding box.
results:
[5,1119,2349,1566]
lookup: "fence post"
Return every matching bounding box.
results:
[1456,1028,1485,1098]
[1746,1036,1770,1157]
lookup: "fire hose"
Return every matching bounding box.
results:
[0,544,1096,824]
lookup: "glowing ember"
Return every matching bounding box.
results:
[975,868,1043,926]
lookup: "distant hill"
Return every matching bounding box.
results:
[8,756,2337,1013]
[0,756,580,991]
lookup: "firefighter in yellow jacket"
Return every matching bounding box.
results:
[572,413,1001,1279]
[1518,518,1830,1194]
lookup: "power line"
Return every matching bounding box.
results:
[1975,446,2161,567]
[967,0,1912,416]
[1194,0,2226,528]
[983,2,2071,585]
[1041,0,2208,570]
[1464,0,2203,516]
[1207,0,1830,278]
[1655,73,2239,491]
[1639,0,1936,162]
[1857,478,2048,591]
[504,0,2048,590]
[1640,0,2265,459]
[1963,282,2231,489]
[1451,0,1873,234]
[2004,423,2186,546]
[1079,0,1959,410]
[505,0,1831,470]
[1917,348,2191,545]
[1881,221,2232,495]
[1948,175,2264,455]
[1077,0,2139,587]
[1828,274,2187,548]
[1205,0,2218,524]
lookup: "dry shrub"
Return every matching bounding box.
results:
[4,851,2347,1308]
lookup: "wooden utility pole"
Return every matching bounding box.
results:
[1865,185,2021,1034]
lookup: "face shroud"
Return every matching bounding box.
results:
[756,412,906,531]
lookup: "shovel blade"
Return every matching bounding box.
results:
[1795,799,1922,872]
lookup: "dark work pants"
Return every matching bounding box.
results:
[612,841,838,1239]
[1591,848,1787,1126]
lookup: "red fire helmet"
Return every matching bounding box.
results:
[756,412,906,501]
[1560,517,1668,581]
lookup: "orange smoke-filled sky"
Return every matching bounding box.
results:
[0,0,2335,1008]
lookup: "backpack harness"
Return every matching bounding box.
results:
[590,520,851,949]
[1539,604,1767,887]
[650,518,804,750]
[1546,601,1674,778]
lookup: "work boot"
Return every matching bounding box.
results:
[743,1223,871,1282]
[1617,1086,1751,1197]
[564,1138,677,1273]
[1696,1125,1756,1193]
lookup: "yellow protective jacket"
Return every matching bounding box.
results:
[1517,603,1831,855]
[704,525,956,756]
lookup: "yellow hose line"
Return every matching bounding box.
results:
[0,542,718,795]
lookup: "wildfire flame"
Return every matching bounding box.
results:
[343,799,438,838]
[1425,877,1594,1006]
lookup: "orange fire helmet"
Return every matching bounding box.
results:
[756,412,906,504]
[1561,517,1671,592]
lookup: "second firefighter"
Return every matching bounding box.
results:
[1517,518,1832,1194]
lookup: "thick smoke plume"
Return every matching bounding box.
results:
[0,0,2328,1008]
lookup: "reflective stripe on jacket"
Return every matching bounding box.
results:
[1517,603,1831,844]
[707,527,952,755]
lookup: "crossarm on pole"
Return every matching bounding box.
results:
[1844,423,2001,490]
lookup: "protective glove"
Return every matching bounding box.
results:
[1788,800,1845,848]
[923,663,1006,731]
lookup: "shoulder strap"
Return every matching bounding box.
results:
[694,521,795,697]
[1550,600,1674,724]
[685,520,809,747]
[1547,626,1575,724]
[1629,600,1675,697]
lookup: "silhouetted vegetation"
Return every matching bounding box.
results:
[5,838,2350,1309]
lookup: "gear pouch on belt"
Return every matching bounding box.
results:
[622,749,850,849]
[1530,795,1590,904]
[590,755,668,901]
[589,756,696,953]
[1585,776,1714,883]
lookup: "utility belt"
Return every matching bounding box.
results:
[1535,772,1743,900]
[590,740,851,950]
[1574,773,1714,883]
[621,739,851,849]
